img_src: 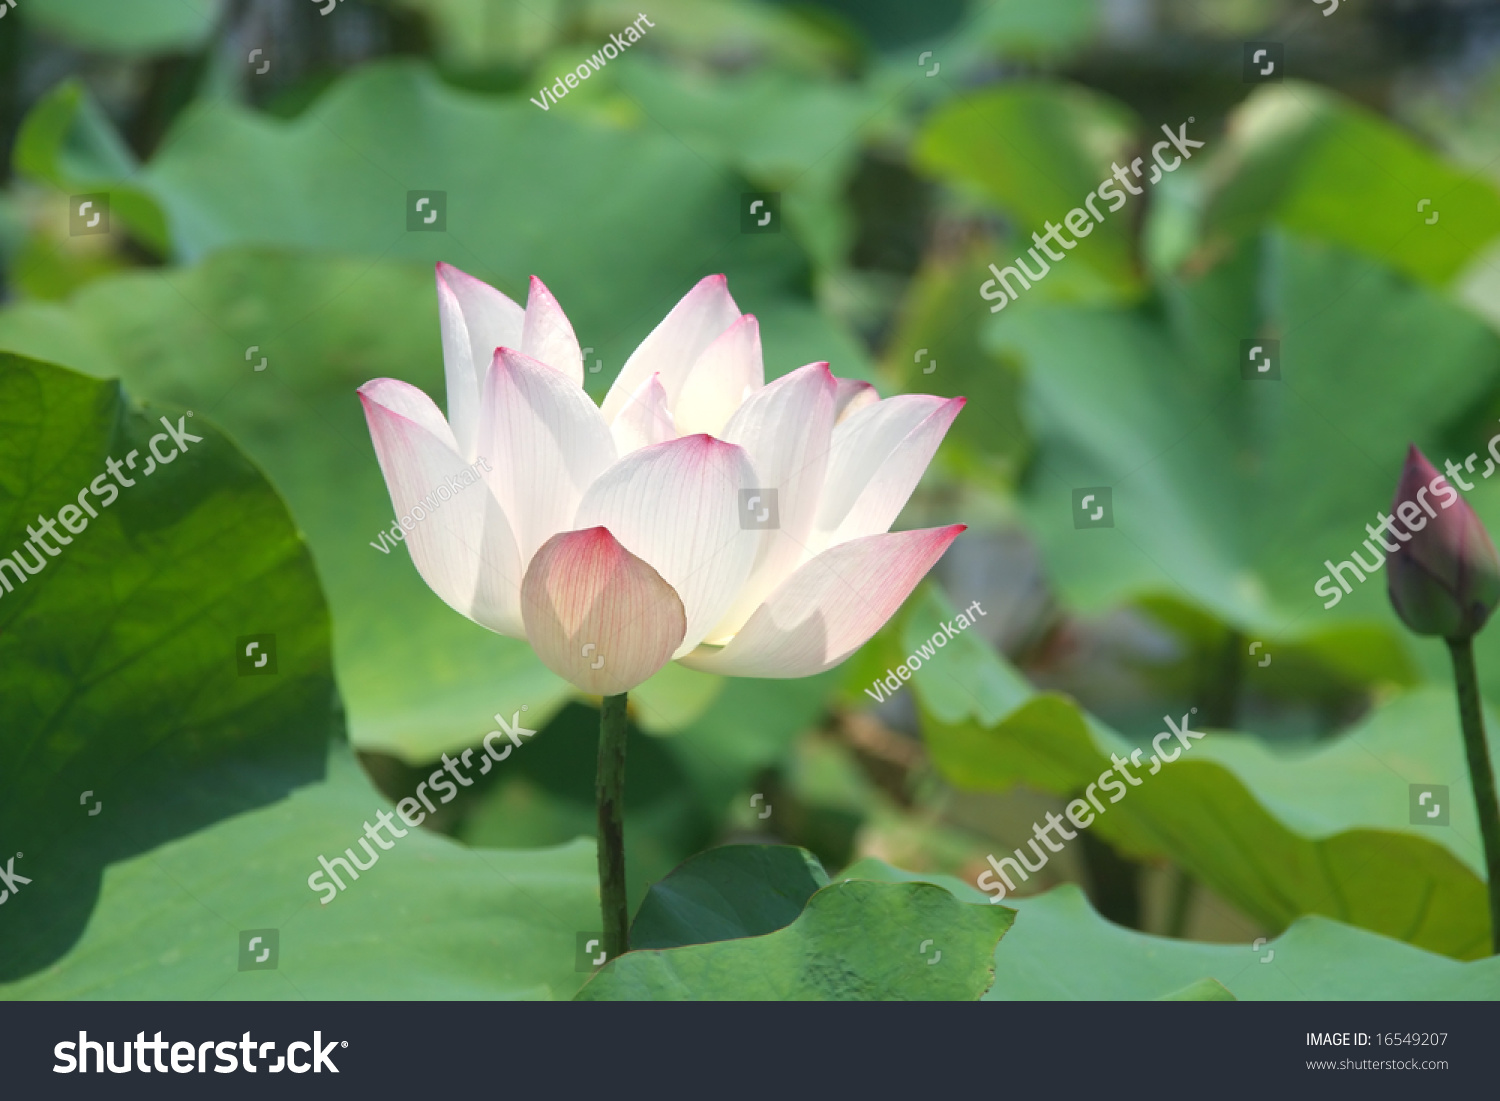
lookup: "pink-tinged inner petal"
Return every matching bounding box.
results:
[359,379,525,636]
[600,274,741,425]
[833,376,879,424]
[709,361,837,642]
[478,348,618,569]
[611,373,677,455]
[436,263,524,459]
[680,525,965,678]
[573,434,761,656]
[521,275,585,387]
[521,527,687,696]
[672,314,765,437]
[812,395,965,555]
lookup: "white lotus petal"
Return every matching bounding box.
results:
[359,378,524,636]
[833,376,878,423]
[672,314,764,437]
[521,527,687,696]
[610,373,676,455]
[574,434,760,656]
[360,372,460,447]
[436,263,525,459]
[477,349,617,567]
[521,275,585,387]
[812,395,965,554]
[681,525,965,678]
[600,274,741,424]
[708,361,836,641]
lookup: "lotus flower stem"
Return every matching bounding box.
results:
[1446,637,1500,953]
[596,692,630,959]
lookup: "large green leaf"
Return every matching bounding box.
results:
[846,862,1500,999]
[576,879,1013,1000]
[0,353,335,980]
[989,233,1500,652]
[994,888,1500,1000]
[2,746,601,999]
[915,82,1143,295]
[21,0,223,55]
[1201,82,1500,287]
[901,587,1492,959]
[629,844,829,950]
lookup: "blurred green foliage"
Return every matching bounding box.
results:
[5,0,1500,998]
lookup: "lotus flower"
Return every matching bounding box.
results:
[1387,445,1500,641]
[358,263,964,695]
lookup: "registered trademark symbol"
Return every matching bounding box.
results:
[341,1041,348,1047]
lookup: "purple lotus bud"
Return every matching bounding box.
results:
[1387,445,1500,639]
